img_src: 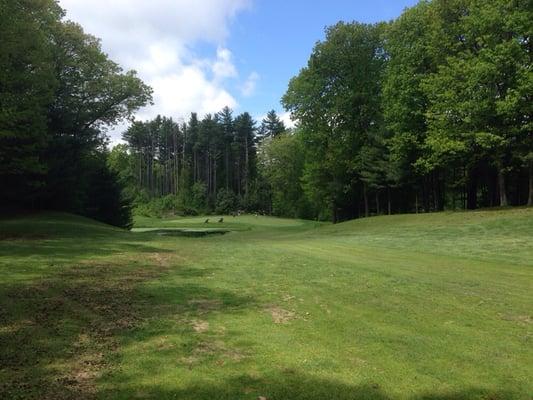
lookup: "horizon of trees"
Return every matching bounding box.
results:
[117,0,531,223]
[2,0,531,226]
[112,108,285,215]
[279,0,531,222]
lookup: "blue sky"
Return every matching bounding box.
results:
[59,0,419,142]
[226,0,419,120]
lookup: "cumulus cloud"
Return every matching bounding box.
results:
[58,0,251,143]
[241,71,260,97]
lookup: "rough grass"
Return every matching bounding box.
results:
[0,208,532,399]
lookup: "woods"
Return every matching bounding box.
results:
[0,0,151,227]
[1,0,531,224]
[117,108,263,215]
[115,0,531,222]
[280,0,531,221]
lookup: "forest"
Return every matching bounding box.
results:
[1,0,531,226]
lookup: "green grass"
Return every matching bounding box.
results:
[1,208,532,399]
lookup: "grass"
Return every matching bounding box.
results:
[0,208,532,399]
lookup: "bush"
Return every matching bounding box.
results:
[191,182,207,210]
[215,188,236,214]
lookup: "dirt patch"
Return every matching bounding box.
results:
[191,319,209,333]
[499,313,532,324]
[179,339,248,368]
[266,306,296,324]
[282,294,295,302]
[146,252,180,267]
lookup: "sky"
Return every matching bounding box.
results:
[58,0,419,144]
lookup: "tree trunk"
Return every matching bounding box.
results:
[244,136,249,197]
[375,191,380,215]
[527,160,533,206]
[467,168,478,210]
[498,167,508,207]
[363,184,369,217]
[433,171,439,211]
[387,187,391,215]
[193,151,197,183]
[415,192,419,214]
[225,147,229,190]
[213,158,217,199]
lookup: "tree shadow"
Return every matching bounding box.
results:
[98,371,516,400]
[0,259,256,400]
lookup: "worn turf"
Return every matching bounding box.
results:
[1,209,532,399]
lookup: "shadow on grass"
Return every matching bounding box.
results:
[0,258,255,400]
[99,372,516,400]
[0,232,167,262]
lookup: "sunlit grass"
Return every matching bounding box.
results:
[1,208,532,399]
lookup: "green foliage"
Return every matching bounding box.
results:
[215,188,237,214]
[281,0,532,218]
[0,0,152,227]
[83,153,133,229]
[191,182,208,210]
[0,0,60,204]
[260,132,313,218]
[283,22,387,221]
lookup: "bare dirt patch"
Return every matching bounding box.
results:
[191,319,210,333]
[499,313,533,324]
[266,306,296,324]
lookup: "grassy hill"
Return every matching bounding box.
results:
[1,208,532,399]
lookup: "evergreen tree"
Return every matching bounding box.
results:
[258,110,286,142]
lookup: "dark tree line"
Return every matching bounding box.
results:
[277,0,531,222]
[0,0,152,227]
[3,0,530,226]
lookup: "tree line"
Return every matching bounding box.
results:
[2,0,530,226]
[277,0,531,222]
[117,0,530,222]
[0,0,151,227]
[112,109,285,215]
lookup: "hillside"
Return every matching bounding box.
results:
[1,208,532,399]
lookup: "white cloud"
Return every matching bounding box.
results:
[279,111,297,129]
[279,111,296,129]
[241,71,260,97]
[58,0,252,145]
[212,47,238,80]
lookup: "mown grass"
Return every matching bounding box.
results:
[0,208,532,399]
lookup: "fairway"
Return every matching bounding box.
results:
[1,209,532,399]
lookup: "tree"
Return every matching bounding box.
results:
[258,110,286,142]
[218,106,234,191]
[0,0,60,206]
[259,132,310,218]
[45,20,152,210]
[283,22,387,222]
[421,0,532,207]
[234,112,257,198]
[0,0,151,227]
